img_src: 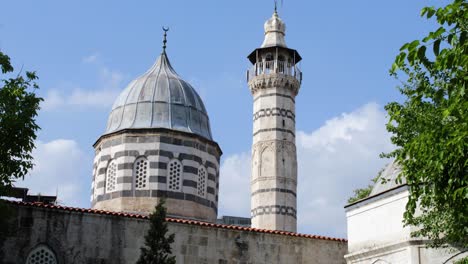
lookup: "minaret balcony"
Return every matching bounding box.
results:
[247,60,302,84]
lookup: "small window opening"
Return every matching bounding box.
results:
[26,245,57,264]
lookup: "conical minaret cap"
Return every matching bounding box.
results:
[261,10,287,48]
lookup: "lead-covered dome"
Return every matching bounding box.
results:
[105,51,213,140]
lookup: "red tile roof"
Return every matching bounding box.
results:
[5,200,347,242]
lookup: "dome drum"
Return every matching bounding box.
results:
[91,130,221,221]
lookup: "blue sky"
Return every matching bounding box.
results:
[1,0,449,238]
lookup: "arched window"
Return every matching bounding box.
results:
[106,160,117,193]
[277,55,286,73]
[134,157,149,189]
[167,159,182,191]
[265,53,274,72]
[197,166,207,197]
[26,245,57,264]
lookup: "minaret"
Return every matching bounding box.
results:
[247,8,302,232]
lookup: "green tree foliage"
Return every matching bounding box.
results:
[385,0,467,247]
[0,51,42,258]
[0,51,42,194]
[137,199,176,264]
[454,257,468,264]
[348,168,385,204]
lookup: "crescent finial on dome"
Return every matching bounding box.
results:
[162,26,169,53]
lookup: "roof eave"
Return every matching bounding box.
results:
[93,127,223,156]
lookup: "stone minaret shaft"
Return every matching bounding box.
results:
[247,10,302,232]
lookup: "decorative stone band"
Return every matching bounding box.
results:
[253,128,295,137]
[248,74,300,96]
[97,153,218,175]
[92,189,217,213]
[94,128,222,161]
[251,205,297,219]
[251,188,296,197]
[99,150,218,171]
[94,175,216,195]
[253,93,295,103]
[96,162,215,179]
[253,107,295,122]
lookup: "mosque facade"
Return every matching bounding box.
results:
[1,7,466,264]
[1,9,348,264]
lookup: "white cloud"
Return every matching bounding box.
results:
[43,55,126,111]
[218,152,251,218]
[218,102,394,238]
[42,88,121,110]
[82,53,100,64]
[14,139,92,208]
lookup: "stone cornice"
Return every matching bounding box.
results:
[93,127,222,156]
[248,74,300,96]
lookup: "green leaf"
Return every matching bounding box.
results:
[427,8,436,18]
[433,39,441,56]
[418,46,427,61]
[420,7,428,17]
[400,43,410,51]
[460,31,467,46]
[0,52,14,74]
[421,6,436,19]
[408,40,420,51]
[433,27,446,38]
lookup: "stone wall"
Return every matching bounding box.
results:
[2,202,347,264]
[346,188,411,253]
[345,187,467,264]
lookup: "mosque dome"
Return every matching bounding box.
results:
[105,51,213,140]
[369,160,406,196]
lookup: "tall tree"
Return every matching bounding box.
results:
[0,51,42,257]
[0,51,42,194]
[137,199,176,264]
[385,0,467,247]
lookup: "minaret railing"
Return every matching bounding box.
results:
[247,60,302,83]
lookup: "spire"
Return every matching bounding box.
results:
[274,0,277,14]
[162,26,169,53]
[261,8,287,48]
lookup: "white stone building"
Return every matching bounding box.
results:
[345,161,468,263]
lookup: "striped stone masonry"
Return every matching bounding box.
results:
[248,48,301,233]
[91,129,222,222]
[251,205,297,219]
